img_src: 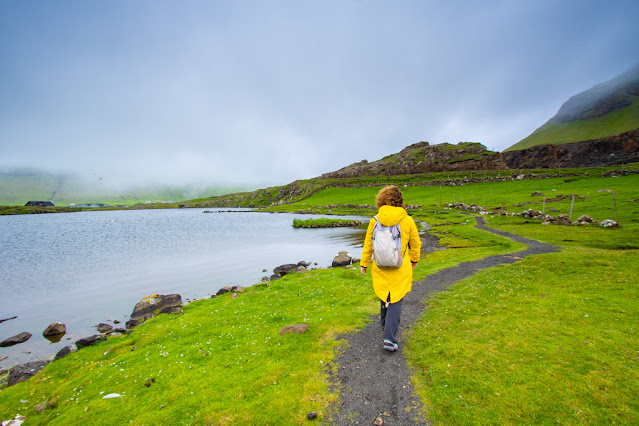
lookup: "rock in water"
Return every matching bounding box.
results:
[0,332,32,347]
[43,322,66,339]
[332,251,352,267]
[130,294,182,322]
[97,323,113,333]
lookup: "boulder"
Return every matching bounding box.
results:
[296,266,308,273]
[269,274,281,281]
[53,346,72,361]
[130,294,182,322]
[97,323,113,333]
[273,264,299,276]
[8,360,49,386]
[600,219,619,228]
[0,332,32,347]
[43,322,66,338]
[556,214,571,226]
[216,286,232,296]
[231,286,246,293]
[279,324,310,335]
[297,261,309,267]
[1,415,26,425]
[332,251,352,267]
[75,334,106,349]
[125,319,139,330]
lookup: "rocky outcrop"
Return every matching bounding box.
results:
[502,128,639,169]
[320,142,506,178]
[130,294,183,322]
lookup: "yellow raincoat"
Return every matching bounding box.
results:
[361,205,421,303]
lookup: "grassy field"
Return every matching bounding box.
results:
[506,96,639,151]
[1,166,637,424]
[291,218,362,228]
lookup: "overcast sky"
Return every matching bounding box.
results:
[1,0,638,188]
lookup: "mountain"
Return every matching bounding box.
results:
[506,64,639,151]
[0,169,250,206]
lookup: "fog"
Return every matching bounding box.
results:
[1,0,638,188]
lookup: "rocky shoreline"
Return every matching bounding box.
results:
[0,251,375,389]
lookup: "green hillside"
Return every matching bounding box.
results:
[506,65,639,152]
[506,96,639,151]
[0,170,250,206]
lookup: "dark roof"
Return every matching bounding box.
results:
[25,201,56,207]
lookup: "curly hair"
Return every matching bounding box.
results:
[375,185,404,208]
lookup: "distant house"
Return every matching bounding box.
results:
[25,201,56,207]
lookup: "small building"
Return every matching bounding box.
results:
[25,201,56,207]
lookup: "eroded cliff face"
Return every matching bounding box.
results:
[320,129,639,179]
[501,128,639,169]
[320,142,507,178]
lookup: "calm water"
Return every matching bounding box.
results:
[0,208,366,368]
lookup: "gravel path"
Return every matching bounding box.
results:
[330,216,558,425]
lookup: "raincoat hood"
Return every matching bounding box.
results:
[376,205,408,227]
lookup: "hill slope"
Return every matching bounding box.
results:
[0,169,249,206]
[506,65,639,151]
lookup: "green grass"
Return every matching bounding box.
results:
[292,218,361,228]
[506,96,639,151]
[0,268,378,424]
[2,166,638,424]
[405,244,639,424]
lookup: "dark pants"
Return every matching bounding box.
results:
[380,297,403,344]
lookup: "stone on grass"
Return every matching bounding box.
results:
[600,219,619,228]
[125,319,139,330]
[332,251,352,267]
[8,360,49,387]
[216,286,232,296]
[0,332,32,347]
[279,324,310,335]
[130,294,182,322]
[273,264,299,276]
[54,346,72,361]
[1,415,26,425]
[75,334,106,349]
[307,411,318,420]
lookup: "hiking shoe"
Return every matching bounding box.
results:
[383,339,398,352]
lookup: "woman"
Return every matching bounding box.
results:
[360,185,421,352]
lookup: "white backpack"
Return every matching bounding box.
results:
[372,216,403,268]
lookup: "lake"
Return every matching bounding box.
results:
[0,208,366,368]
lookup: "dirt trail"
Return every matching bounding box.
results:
[331,216,558,425]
